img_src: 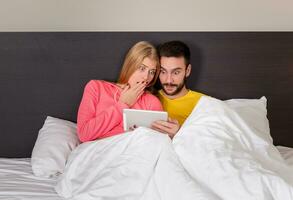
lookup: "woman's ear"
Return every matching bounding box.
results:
[185,64,191,77]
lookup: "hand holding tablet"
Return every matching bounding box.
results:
[123,109,168,131]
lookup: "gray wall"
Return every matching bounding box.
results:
[0,0,292,31]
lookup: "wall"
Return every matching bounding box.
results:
[0,0,292,31]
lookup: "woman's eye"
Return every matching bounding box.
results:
[139,66,146,71]
[149,70,156,75]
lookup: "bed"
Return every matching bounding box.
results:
[1,32,293,199]
[1,147,293,199]
[0,158,60,199]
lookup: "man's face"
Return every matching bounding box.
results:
[159,56,191,96]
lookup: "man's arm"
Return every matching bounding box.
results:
[151,117,180,139]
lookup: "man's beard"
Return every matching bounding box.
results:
[161,78,186,96]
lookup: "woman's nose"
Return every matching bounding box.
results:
[143,71,150,80]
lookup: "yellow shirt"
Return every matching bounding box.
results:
[158,90,205,125]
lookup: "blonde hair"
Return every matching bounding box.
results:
[117,41,160,88]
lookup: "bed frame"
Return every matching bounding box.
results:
[0,32,292,157]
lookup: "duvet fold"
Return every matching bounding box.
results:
[55,127,217,200]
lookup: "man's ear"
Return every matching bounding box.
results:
[185,64,191,77]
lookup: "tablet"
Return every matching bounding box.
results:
[123,109,168,131]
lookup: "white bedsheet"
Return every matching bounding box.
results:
[173,97,293,200]
[0,138,293,200]
[0,158,61,200]
[55,128,219,200]
[0,147,293,200]
[55,97,293,200]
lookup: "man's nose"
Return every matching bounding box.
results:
[166,74,172,83]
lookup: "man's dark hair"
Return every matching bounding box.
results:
[158,41,190,66]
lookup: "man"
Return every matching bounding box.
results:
[151,41,205,139]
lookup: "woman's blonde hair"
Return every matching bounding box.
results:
[117,41,160,88]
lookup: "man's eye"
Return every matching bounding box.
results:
[160,70,166,74]
[174,71,180,75]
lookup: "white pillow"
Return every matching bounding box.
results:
[31,116,80,178]
[224,96,273,143]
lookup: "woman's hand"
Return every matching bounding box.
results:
[119,81,147,107]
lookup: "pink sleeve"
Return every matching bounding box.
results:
[77,81,129,142]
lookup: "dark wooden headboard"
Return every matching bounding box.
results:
[0,32,292,157]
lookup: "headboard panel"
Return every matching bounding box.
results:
[0,32,292,157]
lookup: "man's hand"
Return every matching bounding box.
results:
[151,117,180,139]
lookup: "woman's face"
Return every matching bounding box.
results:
[128,57,157,88]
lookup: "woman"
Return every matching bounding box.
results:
[77,41,163,142]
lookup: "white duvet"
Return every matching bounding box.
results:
[55,97,293,200]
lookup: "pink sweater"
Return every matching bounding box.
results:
[77,80,163,142]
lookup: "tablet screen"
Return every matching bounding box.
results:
[123,109,168,131]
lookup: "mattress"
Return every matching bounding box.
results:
[0,158,61,200]
[1,146,293,199]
